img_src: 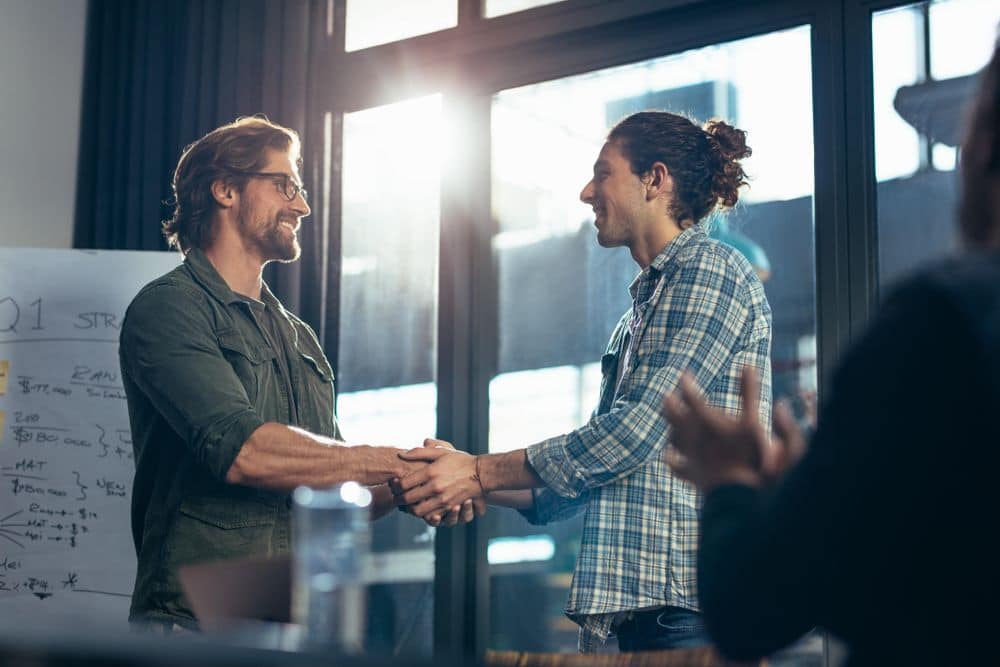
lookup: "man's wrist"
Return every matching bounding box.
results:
[473,455,488,496]
[476,453,502,494]
[358,445,404,483]
[477,450,541,493]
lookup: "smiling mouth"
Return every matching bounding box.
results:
[279,220,298,233]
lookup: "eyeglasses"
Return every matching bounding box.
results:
[229,170,308,202]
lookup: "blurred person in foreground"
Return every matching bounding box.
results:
[661,35,1000,667]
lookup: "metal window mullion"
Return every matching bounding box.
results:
[325,0,346,384]
[806,0,879,404]
[434,90,495,663]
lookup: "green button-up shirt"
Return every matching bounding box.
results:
[119,248,340,627]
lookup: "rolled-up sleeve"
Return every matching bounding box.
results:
[526,250,757,499]
[120,283,265,481]
[519,487,590,525]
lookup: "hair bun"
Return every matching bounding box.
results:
[704,119,752,161]
[703,119,751,208]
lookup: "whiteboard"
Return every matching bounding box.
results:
[0,248,179,626]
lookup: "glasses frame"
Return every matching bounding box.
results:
[229,170,308,202]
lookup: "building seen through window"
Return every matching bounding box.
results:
[873,0,1000,289]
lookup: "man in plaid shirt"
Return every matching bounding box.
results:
[396,111,773,652]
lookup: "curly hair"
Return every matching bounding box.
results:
[162,116,301,252]
[607,111,752,227]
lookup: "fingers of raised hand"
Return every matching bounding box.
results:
[739,366,761,427]
[768,400,806,477]
[773,401,805,457]
[663,390,698,455]
[677,373,713,421]
[664,447,696,484]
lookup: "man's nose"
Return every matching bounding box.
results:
[292,192,311,218]
[580,179,595,204]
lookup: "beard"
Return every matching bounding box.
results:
[238,205,301,263]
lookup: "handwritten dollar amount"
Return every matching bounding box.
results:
[17,375,125,400]
[10,425,72,446]
[9,422,133,462]
[17,377,72,397]
[1,506,98,552]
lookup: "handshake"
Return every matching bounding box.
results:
[388,438,488,528]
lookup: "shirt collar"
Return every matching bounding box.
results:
[183,247,283,313]
[183,247,243,305]
[259,280,292,322]
[627,224,707,302]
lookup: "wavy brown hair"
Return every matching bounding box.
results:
[607,111,752,227]
[162,116,301,252]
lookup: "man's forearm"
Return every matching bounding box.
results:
[477,449,545,493]
[225,422,413,491]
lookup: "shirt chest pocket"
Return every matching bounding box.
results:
[167,495,279,567]
[295,349,336,436]
[216,328,276,406]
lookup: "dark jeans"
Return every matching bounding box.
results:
[616,606,710,652]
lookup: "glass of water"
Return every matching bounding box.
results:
[291,482,372,652]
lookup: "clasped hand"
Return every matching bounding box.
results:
[390,439,487,527]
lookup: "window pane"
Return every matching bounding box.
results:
[872,7,922,182]
[488,26,819,655]
[929,0,1000,79]
[338,94,442,656]
[484,0,566,18]
[345,0,457,52]
[873,0,1000,289]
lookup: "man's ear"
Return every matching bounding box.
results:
[211,178,237,209]
[643,161,673,202]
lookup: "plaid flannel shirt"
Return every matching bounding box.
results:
[521,225,773,652]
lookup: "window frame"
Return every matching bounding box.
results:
[321,0,922,662]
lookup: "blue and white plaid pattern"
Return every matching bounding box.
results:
[522,225,773,652]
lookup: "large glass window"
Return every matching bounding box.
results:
[337,94,443,656]
[487,26,819,654]
[873,0,1000,289]
[345,0,457,52]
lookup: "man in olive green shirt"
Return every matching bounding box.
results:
[120,117,468,629]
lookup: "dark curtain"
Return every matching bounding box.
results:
[73,0,336,349]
